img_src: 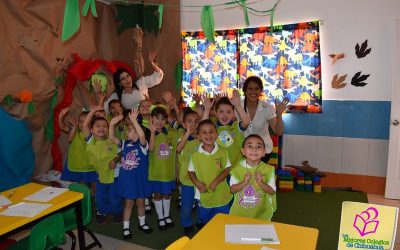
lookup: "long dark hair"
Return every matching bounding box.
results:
[113,69,139,101]
[242,76,263,112]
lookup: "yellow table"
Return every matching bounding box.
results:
[183,213,319,250]
[0,183,85,249]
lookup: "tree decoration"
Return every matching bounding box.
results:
[175,60,183,91]
[15,90,33,103]
[82,0,97,17]
[62,0,80,42]
[115,4,159,34]
[158,4,164,30]
[201,5,215,43]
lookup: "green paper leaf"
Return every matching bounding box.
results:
[61,0,80,42]
[241,0,250,26]
[270,8,275,33]
[116,4,159,35]
[54,75,64,85]
[4,95,13,105]
[82,0,97,17]
[28,102,35,115]
[201,5,215,43]
[175,60,183,91]
[158,4,164,30]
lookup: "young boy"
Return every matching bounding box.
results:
[202,91,250,166]
[188,119,232,226]
[176,109,201,236]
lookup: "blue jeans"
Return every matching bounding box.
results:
[197,201,231,225]
[180,185,200,227]
[95,179,123,215]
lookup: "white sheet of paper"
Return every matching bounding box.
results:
[0,195,12,207]
[23,186,68,202]
[0,202,52,217]
[225,224,280,244]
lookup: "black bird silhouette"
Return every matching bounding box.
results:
[351,71,370,87]
[355,40,372,58]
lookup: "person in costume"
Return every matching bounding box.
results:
[148,107,178,230]
[59,108,98,186]
[202,91,250,166]
[229,134,276,220]
[240,76,288,163]
[82,106,122,224]
[109,109,153,239]
[176,109,201,236]
[188,119,232,226]
[104,51,163,113]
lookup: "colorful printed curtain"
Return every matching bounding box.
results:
[181,21,322,113]
[181,31,237,107]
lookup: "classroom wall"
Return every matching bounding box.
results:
[181,0,400,193]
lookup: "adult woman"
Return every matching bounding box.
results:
[241,76,288,163]
[104,52,163,113]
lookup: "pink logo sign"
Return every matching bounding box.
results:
[353,207,379,237]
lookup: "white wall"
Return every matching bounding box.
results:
[181,0,400,101]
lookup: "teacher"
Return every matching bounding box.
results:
[241,76,288,163]
[104,51,163,113]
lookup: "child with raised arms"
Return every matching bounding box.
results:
[82,106,122,224]
[109,109,153,239]
[188,119,232,226]
[176,109,201,236]
[148,107,178,230]
[229,134,276,220]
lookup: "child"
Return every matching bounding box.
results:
[83,106,122,224]
[109,109,153,239]
[188,119,232,226]
[176,109,201,236]
[202,90,250,166]
[59,108,98,185]
[107,100,128,140]
[148,107,177,230]
[229,134,277,220]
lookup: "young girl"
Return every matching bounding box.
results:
[59,108,98,185]
[109,109,153,239]
[83,106,122,224]
[148,107,177,230]
[229,134,277,220]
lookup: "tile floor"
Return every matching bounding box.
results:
[59,194,400,250]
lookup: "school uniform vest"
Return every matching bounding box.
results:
[67,131,92,172]
[190,147,232,208]
[86,138,119,184]
[178,134,201,186]
[230,161,277,220]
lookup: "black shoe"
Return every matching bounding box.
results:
[138,223,153,234]
[158,219,167,231]
[164,216,175,228]
[184,226,194,236]
[123,228,132,240]
[145,205,152,214]
[113,214,122,224]
[196,222,204,229]
[96,214,107,225]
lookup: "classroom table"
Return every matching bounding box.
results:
[0,183,85,249]
[182,213,319,250]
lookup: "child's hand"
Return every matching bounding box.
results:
[244,172,252,184]
[255,171,264,184]
[208,180,218,192]
[129,108,139,123]
[109,159,117,169]
[59,107,70,118]
[149,120,158,133]
[193,93,201,104]
[229,89,241,107]
[68,117,78,129]
[275,98,289,115]
[148,51,158,65]
[143,93,150,100]
[162,91,173,105]
[89,105,104,113]
[201,95,214,110]
[110,115,123,125]
[197,182,207,193]
[92,79,102,94]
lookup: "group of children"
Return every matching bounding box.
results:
[59,88,277,240]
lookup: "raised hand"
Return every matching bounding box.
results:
[92,79,103,93]
[110,114,123,125]
[129,108,139,123]
[149,119,158,133]
[201,95,214,110]
[229,89,241,106]
[275,98,289,115]
[162,91,173,104]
